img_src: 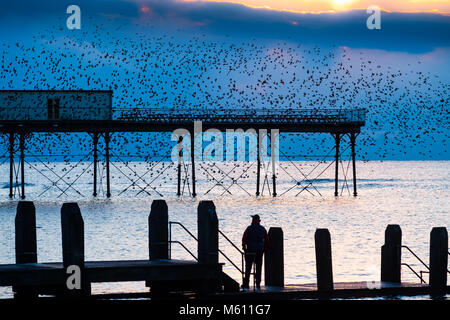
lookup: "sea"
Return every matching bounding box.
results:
[0,160,448,299]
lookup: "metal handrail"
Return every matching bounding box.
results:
[169,221,243,273]
[169,220,257,290]
[401,245,430,271]
[401,263,426,284]
[169,240,198,261]
[218,229,245,285]
[219,229,244,255]
[170,221,198,241]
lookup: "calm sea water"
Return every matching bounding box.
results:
[0,160,448,299]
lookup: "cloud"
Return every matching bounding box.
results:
[1,0,449,53]
[131,0,450,52]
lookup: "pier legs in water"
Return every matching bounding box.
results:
[350,133,357,197]
[19,133,26,199]
[105,131,111,198]
[9,132,14,198]
[256,131,261,196]
[92,133,98,197]
[190,129,197,197]
[92,132,112,198]
[334,134,340,197]
[271,131,277,197]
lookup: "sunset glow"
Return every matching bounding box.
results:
[188,0,450,14]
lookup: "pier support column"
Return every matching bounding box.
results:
[13,201,38,299]
[256,131,261,196]
[92,133,98,197]
[350,133,357,197]
[429,227,448,295]
[19,133,25,199]
[334,133,340,197]
[9,132,14,198]
[61,203,90,296]
[381,225,402,283]
[190,130,196,198]
[264,227,284,287]
[149,200,169,260]
[271,130,277,197]
[105,132,111,198]
[315,228,334,293]
[177,136,183,197]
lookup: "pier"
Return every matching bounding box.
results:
[0,200,448,301]
[0,90,366,199]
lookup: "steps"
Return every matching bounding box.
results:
[220,271,240,292]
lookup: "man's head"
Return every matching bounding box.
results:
[251,214,261,224]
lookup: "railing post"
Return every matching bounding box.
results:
[197,201,218,264]
[264,227,284,287]
[429,227,448,295]
[314,228,334,293]
[149,200,169,260]
[14,201,38,299]
[381,225,402,283]
[61,203,90,296]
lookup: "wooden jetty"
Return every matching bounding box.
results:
[0,260,221,287]
[0,200,448,300]
[1,200,237,299]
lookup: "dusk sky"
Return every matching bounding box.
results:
[0,0,449,159]
[186,0,450,13]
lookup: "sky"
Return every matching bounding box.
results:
[186,0,450,14]
[0,0,448,160]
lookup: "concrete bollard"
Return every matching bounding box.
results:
[197,201,219,264]
[14,201,38,299]
[149,200,169,260]
[381,224,402,283]
[429,227,448,295]
[264,227,284,287]
[61,203,90,295]
[314,228,334,293]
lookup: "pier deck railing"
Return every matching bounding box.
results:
[0,106,367,124]
[114,108,367,125]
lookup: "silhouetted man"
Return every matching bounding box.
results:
[242,214,269,290]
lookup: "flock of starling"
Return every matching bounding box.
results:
[0,18,448,195]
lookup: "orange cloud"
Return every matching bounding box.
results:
[183,0,450,14]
